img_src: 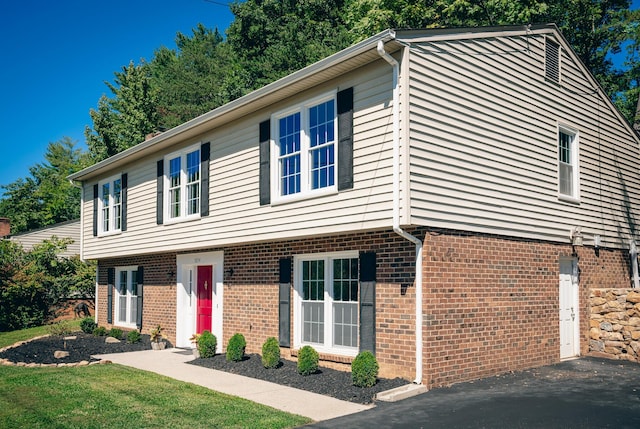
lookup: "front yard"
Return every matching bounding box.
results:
[0,327,310,429]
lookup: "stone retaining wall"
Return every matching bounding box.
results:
[589,288,640,362]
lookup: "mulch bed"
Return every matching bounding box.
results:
[0,333,408,404]
[189,353,407,404]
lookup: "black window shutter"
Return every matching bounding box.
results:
[92,184,99,237]
[121,173,128,232]
[278,257,291,347]
[200,142,211,216]
[359,251,376,353]
[156,160,164,225]
[259,120,271,206]
[337,87,354,191]
[136,267,144,330]
[107,267,115,324]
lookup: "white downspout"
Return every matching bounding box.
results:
[631,240,639,289]
[377,40,424,385]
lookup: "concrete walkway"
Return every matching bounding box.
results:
[93,348,372,422]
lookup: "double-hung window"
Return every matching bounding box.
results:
[98,176,122,235]
[294,252,359,356]
[115,266,138,329]
[273,93,337,202]
[558,126,579,201]
[164,144,201,222]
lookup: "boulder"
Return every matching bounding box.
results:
[54,351,70,359]
[105,337,121,344]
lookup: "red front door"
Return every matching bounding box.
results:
[196,265,213,334]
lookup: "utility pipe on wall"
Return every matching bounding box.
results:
[377,40,424,385]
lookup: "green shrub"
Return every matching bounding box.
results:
[47,320,73,336]
[197,330,217,358]
[126,330,141,344]
[261,337,280,369]
[351,351,379,387]
[297,345,319,376]
[80,317,97,334]
[108,328,123,339]
[226,333,246,362]
[92,326,107,336]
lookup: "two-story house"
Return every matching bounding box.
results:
[69,25,640,388]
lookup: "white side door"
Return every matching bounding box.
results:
[559,258,579,359]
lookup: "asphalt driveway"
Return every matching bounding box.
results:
[307,357,640,429]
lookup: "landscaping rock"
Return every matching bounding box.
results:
[105,337,120,344]
[54,351,70,359]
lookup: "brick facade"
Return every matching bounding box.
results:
[95,228,634,388]
[0,218,9,237]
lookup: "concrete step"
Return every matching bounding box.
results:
[376,383,428,402]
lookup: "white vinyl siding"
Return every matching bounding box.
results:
[80,62,395,259]
[407,34,640,248]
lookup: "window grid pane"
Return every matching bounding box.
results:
[113,179,121,230]
[102,183,110,232]
[559,131,574,196]
[309,100,335,190]
[169,157,181,218]
[279,113,301,196]
[186,150,200,215]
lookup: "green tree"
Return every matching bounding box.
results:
[150,24,250,130]
[227,0,352,88]
[85,61,159,161]
[0,137,88,234]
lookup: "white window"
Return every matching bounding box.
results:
[98,175,122,235]
[115,266,138,328]
[164,144,201,222]
[272,93,337,202]
[294,252,359,356]
[558,126,579,201]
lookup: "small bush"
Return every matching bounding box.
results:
[351,351,379,387]
[108,328,123,339]
[226,333,246,362]
[297,345,319,376]
[261,337,280,369]
[47,320,73,336]
[197,330,217,358]
[80,317,97,334]
[92,326,107,336]
[126,330,141,344]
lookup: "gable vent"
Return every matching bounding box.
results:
[545,38,561,84]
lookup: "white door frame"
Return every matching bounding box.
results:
[176,251,223,349]
[559,257,580,359]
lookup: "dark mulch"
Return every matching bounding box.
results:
[189,353,408,404]
[1,333,409,404]
[0,332,154,364]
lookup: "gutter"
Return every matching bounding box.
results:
[377,40,424,385]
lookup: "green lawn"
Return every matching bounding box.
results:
[0,319,82,349]
[0,326,310,429]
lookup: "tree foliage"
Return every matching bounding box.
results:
[0,137,89,234]
[0,237,94,332]
[150,24,250,130]
[85,61,159,161]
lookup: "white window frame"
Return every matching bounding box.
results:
[270,91,338,204]
[114,266,138,329]
[293,251,359,357]
[97,175,122,236]
[557,125,580,203]
[163,143,201,224]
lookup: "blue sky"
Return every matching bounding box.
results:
[0,1,638,198]
[0,0,234,197]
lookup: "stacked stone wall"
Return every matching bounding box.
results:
[589,289,640,361]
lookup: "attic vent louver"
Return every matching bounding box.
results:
[545,38,560,84]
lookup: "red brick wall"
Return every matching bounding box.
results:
[0,218,9,237]
[94,228,633,388]
[97,252,177,343]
